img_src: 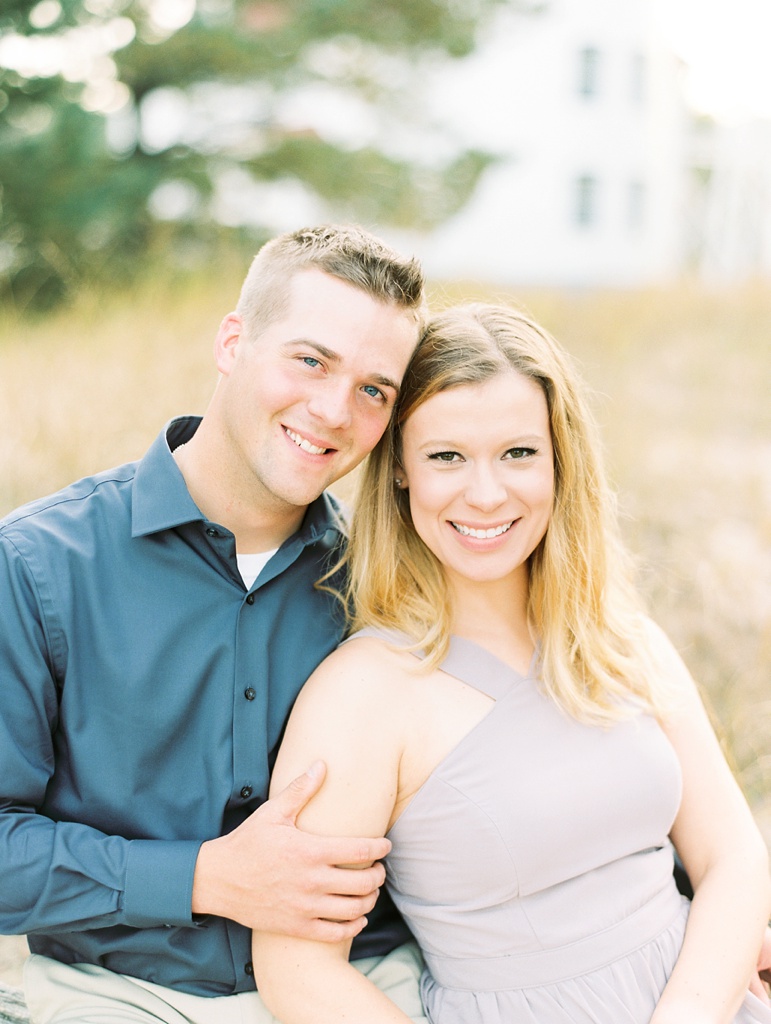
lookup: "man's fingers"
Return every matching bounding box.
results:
[304,915,369,944]
[313,834,392,869]
[311,889,381,923]
[269,760,327,824]
[319,861,386,897]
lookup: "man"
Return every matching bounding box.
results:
[0,225,427,1022]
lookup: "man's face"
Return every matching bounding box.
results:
[215,268,420,512]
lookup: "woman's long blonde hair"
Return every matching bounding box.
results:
[342,303,668,725]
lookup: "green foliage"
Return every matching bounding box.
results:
[251,136,492,228]
[0,0,527,312]
[0,79,160,308]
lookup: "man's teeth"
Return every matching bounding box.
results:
[286,428,328,455]
[452,521,513,539]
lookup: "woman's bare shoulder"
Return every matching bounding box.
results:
[640,616,695,685]
[271,635,422,833]
[639,616,709,731]
[297,632,424,705]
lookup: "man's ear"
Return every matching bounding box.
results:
[214,313,245,375]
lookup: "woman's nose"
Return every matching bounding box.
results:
[464,465,507,511]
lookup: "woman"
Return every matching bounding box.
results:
[251,304,771,1023]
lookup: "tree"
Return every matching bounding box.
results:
[0,0,529,311]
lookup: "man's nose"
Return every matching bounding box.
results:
[307,381,353,431]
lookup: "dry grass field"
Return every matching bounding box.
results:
[1,275,770,984]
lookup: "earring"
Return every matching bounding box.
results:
[394,477,403,486]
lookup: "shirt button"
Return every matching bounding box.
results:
[244,687,256,701]
[240,786,253,799]
[205,527,218,537]
[244,961,254,976]
[245,593,255,605]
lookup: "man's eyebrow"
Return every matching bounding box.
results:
[283,340,401,394]
[284,339,341,362]
[372,373,401,395]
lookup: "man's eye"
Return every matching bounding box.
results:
[362,385,384,400]
[302,356,321,368]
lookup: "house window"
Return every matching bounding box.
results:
[628,180,646,228]
[574,175,598,225]
[630,52,646,104]
[577,47,601,97]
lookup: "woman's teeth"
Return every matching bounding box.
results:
[451,521,513,539]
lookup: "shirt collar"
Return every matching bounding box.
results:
[296,488,347,547]
[131,417,205,538]
[131,416,348,547]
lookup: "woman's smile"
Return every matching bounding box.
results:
[398,370,554,588]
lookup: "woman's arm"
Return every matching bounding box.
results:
[647,621,771,1024]
[254,924,414,1024]
[251,639,415,1024]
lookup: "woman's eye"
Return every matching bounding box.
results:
[429,451,461,463]
[505,447,536,460]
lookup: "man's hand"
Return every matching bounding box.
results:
[749,925,771,1004]
[191,761,391,942]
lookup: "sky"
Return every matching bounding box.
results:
[654,0,771,121]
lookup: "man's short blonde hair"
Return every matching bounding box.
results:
[235,224,426,340]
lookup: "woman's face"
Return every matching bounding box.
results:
[398,370,554,590]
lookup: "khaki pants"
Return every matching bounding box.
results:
[24,944,427,1024]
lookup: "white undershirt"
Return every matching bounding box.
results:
[174,441,278,590]
[237,549,278,590]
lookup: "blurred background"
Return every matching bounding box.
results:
[1,0,770,988]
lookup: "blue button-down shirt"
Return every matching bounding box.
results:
[0,416,409,995]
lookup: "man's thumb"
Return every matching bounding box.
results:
[273,760,326,823]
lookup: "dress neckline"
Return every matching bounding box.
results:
[440,634,537,701]
[343,628,535,703]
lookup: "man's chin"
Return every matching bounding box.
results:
[272,478,334,509]
[266,457,351,507]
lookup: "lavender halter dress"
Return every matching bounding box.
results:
[347,630,771,1023]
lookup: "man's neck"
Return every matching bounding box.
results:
[172,430,306,553]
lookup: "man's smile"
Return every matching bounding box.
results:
[283,426,333,456]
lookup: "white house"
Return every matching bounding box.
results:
[691,117,771,282]
[146,0,771,288]
[412,0,692,287]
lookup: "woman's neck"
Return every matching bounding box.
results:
[448,572,535,674]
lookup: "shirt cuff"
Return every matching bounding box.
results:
[123,839,203,928]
